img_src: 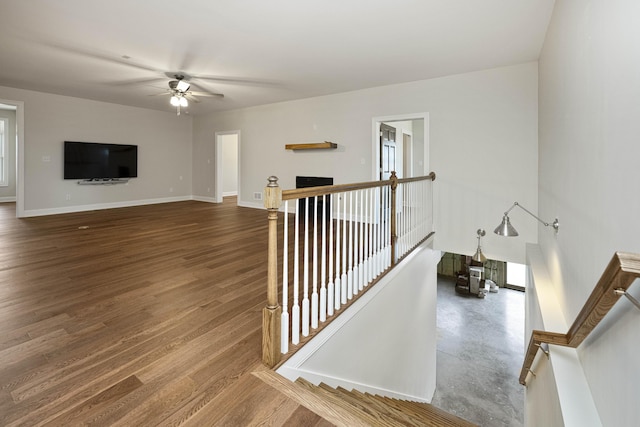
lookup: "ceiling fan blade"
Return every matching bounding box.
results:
[44,41,160,73]
[189,90,224,98]
[185,93,201,103]
[192,74,277,86]
[148,92,171,97]
[107,77,166,86]
[188,81,224,97]
[178,51,197,75]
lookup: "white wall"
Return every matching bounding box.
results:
[278,243,439,402]
[0,86,193,216]
[193,63,538,263]
[412,119,425,177]
[537,1,640,425]
[0,107,16,200]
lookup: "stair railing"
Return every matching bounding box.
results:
[520,251,640,385]
[262,171,436,367]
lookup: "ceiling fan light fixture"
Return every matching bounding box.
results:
[179,97,188,107]
[170,95,180,106]
[176,80,190,92]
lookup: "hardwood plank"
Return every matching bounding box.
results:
[45,375,144,426]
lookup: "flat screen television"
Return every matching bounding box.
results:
[64,141,138,180]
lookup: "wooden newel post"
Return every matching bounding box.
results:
[262,176,282,367]
[390,171,398,266]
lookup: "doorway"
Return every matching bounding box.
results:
[0,99,23,217]
[215,131,240,204]
[372,113,429,181]
[379,123,396,181]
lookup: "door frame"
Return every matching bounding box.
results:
[371,113,429,181]
[0,98,24,217]
[214,130,241,204]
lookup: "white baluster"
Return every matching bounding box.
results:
[373,188,379,278]
[334,193,341,310]
[311,196,319,329]
[347,191,354,299]
[292,200,300,345]
[358,189,364,291]
[367,188,376,283]
[353,190,359,295]
[302,198,310,337]
[320,194,327,322]
[328,194,335,316]
[281,200,289,353]
[363,188,369,286]
[386,185,392,269]
[341,191,348,304]
[377,187,383,276]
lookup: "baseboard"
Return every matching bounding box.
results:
[22,196,193,217]
[222,191,238,197]
[192,196,218,203]
[237,200,264,210]
[0,196,16,203]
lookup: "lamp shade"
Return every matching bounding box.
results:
[472,247,487,262]
[494,215,519,237]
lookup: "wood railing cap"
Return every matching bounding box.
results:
[616,251,640,274]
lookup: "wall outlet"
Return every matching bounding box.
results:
[254,192,263,201]
[169,187,174,193]
[65,194,71,200]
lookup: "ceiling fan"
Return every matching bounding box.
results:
[158,74,224,115]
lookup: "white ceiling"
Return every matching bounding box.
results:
[0,0,555,116]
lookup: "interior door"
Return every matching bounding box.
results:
[380,123,396,180]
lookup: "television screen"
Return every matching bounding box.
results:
[64,141,138,179]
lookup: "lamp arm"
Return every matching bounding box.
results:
[508,202,550,227]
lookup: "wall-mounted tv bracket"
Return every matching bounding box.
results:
[77,178,130,185]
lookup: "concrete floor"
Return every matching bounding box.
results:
[431,276,525,427]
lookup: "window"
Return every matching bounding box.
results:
[0,118,7,186]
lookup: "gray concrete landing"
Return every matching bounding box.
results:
[431,276,525,427]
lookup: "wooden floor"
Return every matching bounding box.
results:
[0,199,334,426]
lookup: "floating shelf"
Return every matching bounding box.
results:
[285,142,337,150]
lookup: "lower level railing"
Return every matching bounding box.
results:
[262,172,435,367]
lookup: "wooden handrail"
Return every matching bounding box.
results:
[281,172,436,201]
[520,251,640,385]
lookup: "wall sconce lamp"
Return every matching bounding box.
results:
[472,229,487,262]
[494,202,559,237]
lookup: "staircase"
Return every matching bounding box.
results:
[294,378,477,427]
